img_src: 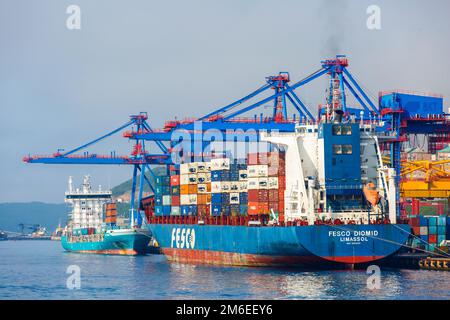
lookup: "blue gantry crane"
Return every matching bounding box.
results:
[24,55,448,224]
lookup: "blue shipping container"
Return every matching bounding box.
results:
[428,226,437,235]
[211,171,222,181]
[180,205,190,216]
[427,217,437,226]
[211,205,222,216]
[154,206,164,216]
[163,205,171,215]
[211,193,222,204]
[222,206,231,216]
[239,192,248,204]
[155,195,163,206]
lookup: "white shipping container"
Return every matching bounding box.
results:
[247,178,259,189]
[257,165,268,177]
[188,162,197,171]
[180,174,189,185]
[247,165,258,178]
[211,182,221,193]
[211,158,230,170]
[180,163,190,175]
[229,182,240,192]
[205,172,211,183]
[239,181,248,191]
[419,227,428,235]
[197,173,207,184]
[197,184,208,194]
[180,194,190,205]
[171,206,180,216]
[230,192,240,204]
[188,194,197,205]
[239,170,248,180]
[221,182,231,193]
[268,177,279,189]
[162,195,171,206]
[196,162,207,173]
[188,174,197,184]
[258,178,268,189]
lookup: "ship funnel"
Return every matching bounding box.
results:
[333,109,344,123]
[68,176,74,193]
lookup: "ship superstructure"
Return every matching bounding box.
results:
[65,175,111,231]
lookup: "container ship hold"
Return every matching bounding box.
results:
[62,175,151,255]
[141,86,411,268]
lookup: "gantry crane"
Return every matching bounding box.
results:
[24,55,449,224]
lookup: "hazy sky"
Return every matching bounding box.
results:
[1,0,449,203]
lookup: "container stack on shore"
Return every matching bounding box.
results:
[409,215,450,252]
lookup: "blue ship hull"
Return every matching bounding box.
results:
[147,223,411,267]
[61,230,150,255]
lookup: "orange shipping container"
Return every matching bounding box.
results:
[180,185,189,194]
[248,202,259,215]
[197,194,208,205]
[188,184,198,194]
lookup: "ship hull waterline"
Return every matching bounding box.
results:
[61,231,151,256]
[147,223,411,268]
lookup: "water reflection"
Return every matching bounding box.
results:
[2,241,450,300]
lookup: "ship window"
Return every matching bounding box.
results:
[332,125,342,135]
[342,125,352,135]
[342,144,353,154]
[333,144,342,154]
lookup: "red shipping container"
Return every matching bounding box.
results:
[247,153,259,165]
[170,175,180,186]
[269,190,278,201]
[278,176,286,188]
[197,204,209,216]
[171,196,180,206]
[412,227,420,235]
[268,201,278,212]
[429,235,437,243]
[409,218,420,227]
[268,166,279,176]
[257,152,269,165]
[248,189,268,202]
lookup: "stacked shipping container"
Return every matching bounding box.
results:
[409,215,450,252]
[150,151,287,221]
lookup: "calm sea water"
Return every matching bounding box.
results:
[0,241,449,300]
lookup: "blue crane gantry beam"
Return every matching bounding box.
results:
[24,55,388,227]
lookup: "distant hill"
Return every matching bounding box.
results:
[111,166,165,201]
[0,202,69,233]
[0,169,167,233]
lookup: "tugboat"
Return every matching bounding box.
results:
[61,175,151,255]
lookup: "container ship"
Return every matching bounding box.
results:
[62,175,151,255]
[141,82,411,268]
